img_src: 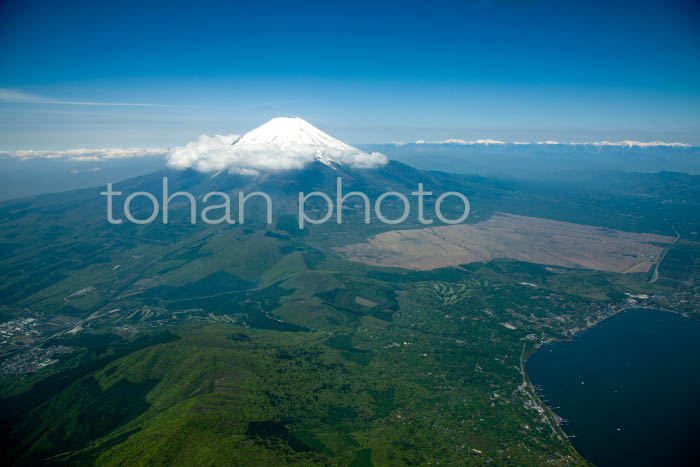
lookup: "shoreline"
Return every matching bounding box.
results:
[521,303,695,465]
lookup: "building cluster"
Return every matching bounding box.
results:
[0,345,73,378]
[0,317,41,350]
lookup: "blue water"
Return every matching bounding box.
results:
[526,308,700,466]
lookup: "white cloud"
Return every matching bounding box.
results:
[166,118,388,174]
[0,89,39,103]
[1,147,167,161]
[0,88,158,107]
[166,133,387,174]
[166,134,243,172]
[2,135,692,175]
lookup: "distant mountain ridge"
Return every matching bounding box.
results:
[359,141,700,178]
[396,139,693,148]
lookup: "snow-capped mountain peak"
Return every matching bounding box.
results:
[237,117,352,150]
[167,117,387,174]
[233,117,359,168]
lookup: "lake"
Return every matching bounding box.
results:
[526,308,700,466]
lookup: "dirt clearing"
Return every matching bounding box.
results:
[337,212,674,272]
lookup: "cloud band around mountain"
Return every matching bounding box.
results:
[165,133,388,175]
[2,137,692,167]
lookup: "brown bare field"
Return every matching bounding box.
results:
[336,212,674,272]
[355,296,378,307]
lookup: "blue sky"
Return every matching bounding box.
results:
[1,0,699,149]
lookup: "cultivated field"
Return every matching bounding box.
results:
[337,212,674,272]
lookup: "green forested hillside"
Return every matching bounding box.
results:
[1,164,699,465]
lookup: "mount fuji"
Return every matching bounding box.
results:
[167,117,387,174]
